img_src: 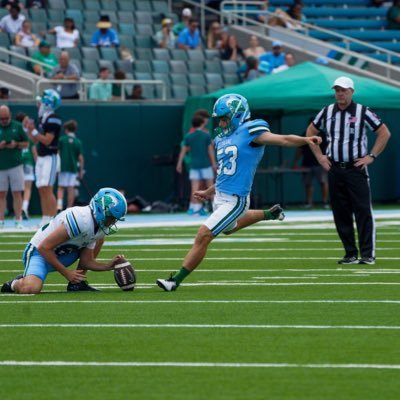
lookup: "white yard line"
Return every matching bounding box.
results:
[0,360,399,370]
[0,323,399,329]
[1,300,400,304]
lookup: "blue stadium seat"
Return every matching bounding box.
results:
[82,46,100,60]
[83,10,99,22]
[204,49,221,60]
[205,60,222,73]
[82,59,99,74]
[98,59,114,73]
[135,0,152,12]
[66,0,83,8]
[189,85,206,96]
[169,60,188,74]
[117,11,135,24]
[308,19,386,30]
[65,47,81,60]
[119,23,136,36]
[84,0,101,11]
[187,49,205,61]
[70,58,82,71]
[153,48,170,61]
[134,11,153,24]
[170,73,188,85]
[153,1,169,14]
[100,47,119,61]
[303,6,387,18]
[48,0,66,9]
[100,0,118,11]
[118,0,135,11]
[134,60,152,73]
[48,9,65,21]
[224,74,240,86]
[134,71,152,80]
[205,73,224,86]
[119,35,134,50]
[135,36,152,49]
[170,49,188,61]
[152,60,170,73]
[66,9,84,24]
[136,24,154,36]
[115,59,134,74]
[187,60,204,73]
[221,60,238,74]
[29,8,47,22]
[206,84,222,93]
[188,73,206,86]
[135,48,153,61]
[172,84,188,100]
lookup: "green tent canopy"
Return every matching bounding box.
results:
[183,61,400,133]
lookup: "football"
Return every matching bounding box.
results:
[113,257,136,291]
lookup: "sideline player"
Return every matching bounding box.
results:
[1,188,127,294]
[157,94,322,291]
[26,89,62,226]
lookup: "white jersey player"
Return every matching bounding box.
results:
[1,188,127,294]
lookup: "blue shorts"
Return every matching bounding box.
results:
[22,243,80,282]
[189,167,213,181]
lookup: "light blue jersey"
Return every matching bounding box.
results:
[215,119,270,196]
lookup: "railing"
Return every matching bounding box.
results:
[36,78,167,101]
[183,0,400,84]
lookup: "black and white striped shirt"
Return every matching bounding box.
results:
[313,102,382,162]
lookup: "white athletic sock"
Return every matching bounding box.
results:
[57,199,63,210]
[22,200,29,212]
[10,279,18,291]
[192,203,202,212]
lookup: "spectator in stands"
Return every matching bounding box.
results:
[15,19,40,48]
[178,18,201,50]
[31,40,58,76]
[1,0,24,10]
[25,0,46,8]
[284,0,306,30]
[206,21,224,49]
[0,4,25,34]
[112,70,126,100]
[244,35,265,58]
[127,84,145,100]
[243,56,264,81]
[153,18,176,49]
[0,87,9,99]
[89,67,112,101]
[255,0,272,24]
[91,15,119,48]
[50,51,80,100]
[47,17,80,49]
[259,41,285,73]
[387,0,400,29]
[220,34,244,61]
[370,0,385,7]
[173,7,192,37]
[272,52,296,73]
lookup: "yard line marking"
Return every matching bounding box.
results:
[0,324,399,330]
[0,361,399,370]
[1,300,400,304]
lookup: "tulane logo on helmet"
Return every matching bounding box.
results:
[212,93,250,135]
[40,89,61,110]
[89,188,127,235]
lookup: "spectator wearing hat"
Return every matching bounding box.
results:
[259,41,286,73]
[90,15,119,48]
[153,18,176,49]
[31,40,59,76]
[50,51,80,100]
[272,52,296,74]
[177,18,201,50]
[15,19,40,48]
[47,17,80,49]
[0,4,25,34]
[173,7,192,36]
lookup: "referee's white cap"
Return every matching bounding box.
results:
[332,76,354,90]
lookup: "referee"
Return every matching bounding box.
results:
[306,76,391,265]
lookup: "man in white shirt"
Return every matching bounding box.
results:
[0,4,25,34]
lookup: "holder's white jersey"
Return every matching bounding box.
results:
[30,206,105,253]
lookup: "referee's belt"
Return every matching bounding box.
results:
[330,160,355,169]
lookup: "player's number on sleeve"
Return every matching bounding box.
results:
[217,145,238,176]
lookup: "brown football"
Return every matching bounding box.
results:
[113,257,136,291]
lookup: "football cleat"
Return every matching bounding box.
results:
[156,276,177,292]
[1,274,23,293]
[358,257,375,265]
[337,256,359,265]
[67,281,99,292]
[267,204,285,221]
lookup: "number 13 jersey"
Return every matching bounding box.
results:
[215,119,270,197]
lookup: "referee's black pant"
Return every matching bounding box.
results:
[328,164,375,259]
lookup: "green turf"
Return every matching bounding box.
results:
[0,218,400,399]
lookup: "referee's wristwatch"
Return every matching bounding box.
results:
[368,153,377,160]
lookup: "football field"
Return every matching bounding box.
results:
[1,213,400,399]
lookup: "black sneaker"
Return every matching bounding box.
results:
[337,256,359,265]
[358,257,375,265]
[67,281,99,292]
[21,210,29,220]
[266,204,285,221]
[1,274,23,293]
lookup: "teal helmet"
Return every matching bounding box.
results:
[40,89,61,110]
[212,93,250,135]
[89,188,127,235]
